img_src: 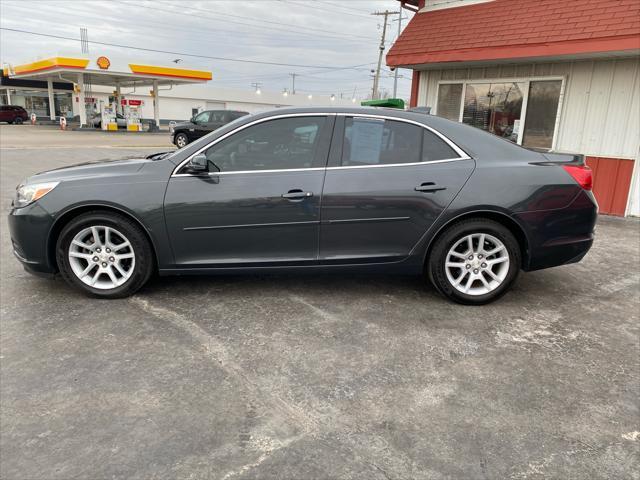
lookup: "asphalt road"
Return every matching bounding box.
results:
[1,126,639,479]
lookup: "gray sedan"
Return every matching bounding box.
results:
[8,107,597,304]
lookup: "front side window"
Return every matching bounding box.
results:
[194,111,211,123]
[342,118,422,166]
[204,116,326,172]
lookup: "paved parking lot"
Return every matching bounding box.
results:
[1,125,639,479]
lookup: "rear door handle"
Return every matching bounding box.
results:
[282,189,313,200]
[415,182,447,193]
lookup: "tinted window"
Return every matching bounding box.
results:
[194,111,211,123]
[204,116,326,172]
[342,118,421,166]
[210,111,227,122]
[422,130,458,161]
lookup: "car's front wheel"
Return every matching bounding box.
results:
[428,218,521,305]
[14,117,23,125]
[56,211,154,298]
[174,132,189,148]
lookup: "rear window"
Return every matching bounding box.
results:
[342,118,422,166]
[341,117,460,166]
[422,130,458,161]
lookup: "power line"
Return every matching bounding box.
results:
[284,0,375,19]
[0,27,375,70]
[317,1,378,15]
[152,0,376,41]
[115,0,376,43]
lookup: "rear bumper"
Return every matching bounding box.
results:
[8,203,57,275]
[515,190,597,271]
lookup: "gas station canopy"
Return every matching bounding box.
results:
[4,55,212,127]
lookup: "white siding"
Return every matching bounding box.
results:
[418,58,640,158]
[416,58,640,215]
[422,0,493,11]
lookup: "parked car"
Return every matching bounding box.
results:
[89,113,127,129]
[8,107,597,304]
[172,109,249,148]
[0,105,29,124]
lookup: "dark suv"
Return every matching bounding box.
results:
[0,105,29,124]
[172,110,249,148]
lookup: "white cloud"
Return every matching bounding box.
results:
[0,0,414,99]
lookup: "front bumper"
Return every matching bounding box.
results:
[8,203,57,275]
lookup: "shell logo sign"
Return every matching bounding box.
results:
[96,56,111,70]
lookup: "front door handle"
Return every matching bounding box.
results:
[282,189,313,200]
[415,182,447,193]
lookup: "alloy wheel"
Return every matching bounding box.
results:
[68,225,135,290]
[444,233,510,296]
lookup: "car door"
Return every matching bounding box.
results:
[319,115,475,263]
[190,111,212,139]
[164,114,333,267]
[206,111,228,132]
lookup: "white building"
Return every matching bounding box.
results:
[389,0,640,217]
[0,54,357,127]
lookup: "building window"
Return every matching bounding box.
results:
[436,78,563,150]
[436,83,463,121]
[462,82,525,143]
[522,80,562,150]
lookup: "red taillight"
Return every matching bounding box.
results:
[563,165,593,191]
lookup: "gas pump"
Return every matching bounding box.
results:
[100,100,117,131]
[123,99,143,131]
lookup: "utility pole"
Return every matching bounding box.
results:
[371,10,398,100]
[392,13,407,98]
[289,73,298,95]
[251,82,262,94]
[80,27,89,54]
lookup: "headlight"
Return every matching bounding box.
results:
[14,181,59,208]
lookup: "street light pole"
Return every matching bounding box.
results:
[289,73,298,95]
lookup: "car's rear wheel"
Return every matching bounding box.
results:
[56,211,154,298]
[174,133,189,148]
[428,218,520,305]
[14,117,23,125]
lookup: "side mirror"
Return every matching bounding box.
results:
[190,117,197,124]
[186,153,208,173]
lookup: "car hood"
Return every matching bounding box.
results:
[173,121,194,130]
[24,157,152,184]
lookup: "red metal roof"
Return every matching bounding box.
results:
[388,0,640,67]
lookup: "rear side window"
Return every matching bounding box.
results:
[422,130,458,161]
[342,118,422,166]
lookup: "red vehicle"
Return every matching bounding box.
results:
[0,105,29,124]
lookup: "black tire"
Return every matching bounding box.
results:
[174,132,189,148]
[56,211,154,298]
[14,117,23,125]
[427,218,521,305]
